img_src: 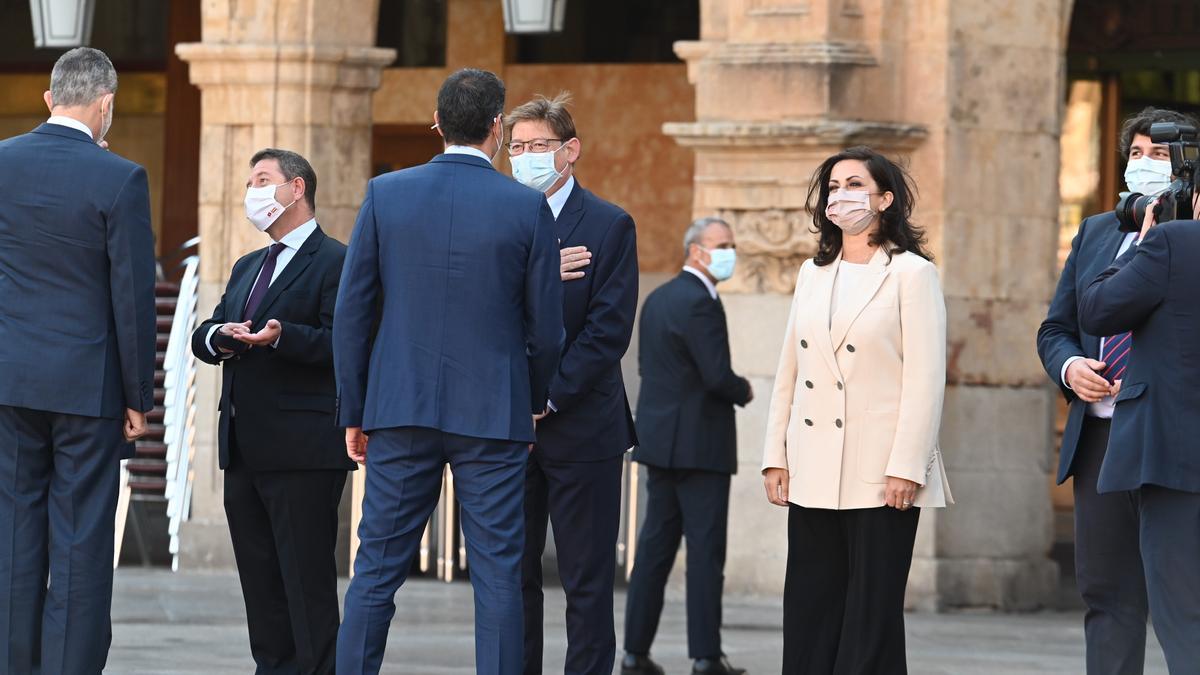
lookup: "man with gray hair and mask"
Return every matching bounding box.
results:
[0,47,156,673]
[621,217,752,675]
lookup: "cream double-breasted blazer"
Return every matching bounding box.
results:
[761,247,952,509]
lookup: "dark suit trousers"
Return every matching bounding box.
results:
[0,405,124,675]
[339,427,527,675]
[624,466,730,660]
[1071,417,1147,675]
[224,435,346,675]
[1138,485,1200,672]
[783,504,918,675]
[522,451,623,675]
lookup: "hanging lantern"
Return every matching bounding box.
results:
[29,0,96,48]
[502,0,566,34]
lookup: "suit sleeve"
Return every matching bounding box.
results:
[334,182,383,428]
[884,263,947,486]
[546,213,639,412]
[274,253,341,366]
[191,287,230,366]
[525,199,566,413]
[107,166,157,413]
[1036,218,1090,402]
[679,298,751,406]
[762,265,803,473]
[1079,226,1169,337]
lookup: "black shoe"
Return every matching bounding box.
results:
[621,652,666,675]
[693,654,747,675]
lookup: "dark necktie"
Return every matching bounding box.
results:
[242,243,286,322]
[1101,331,1131,384]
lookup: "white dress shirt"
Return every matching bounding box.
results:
[46,115,94,139]
[1062,231,1138,418]
[547,176,575,220]
[445,145,493,163]
[205,218,319,356]
[682,265,719,300]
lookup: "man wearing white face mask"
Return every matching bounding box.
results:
[1038,106,1200,675]
[506,93,640,675]
[191,148,353,675]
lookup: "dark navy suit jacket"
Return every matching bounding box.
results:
[535,183,639,462]
[334,153,563,443]
[0,123,156,435]
[1079,219,1200,495]
[1037,211,1129,484]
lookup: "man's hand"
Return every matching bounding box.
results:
[763,467,789,506]
[1111,379,1123,398]
[1140,195,1161,240]
[234,319,282,347]
[346,427,369,464]
[746,382,754,404]
[97,139,109,151]
[885,476,919,511]
[560,245,591,281]
[124,408,147,442]
[217,321,252,353]
[1066,358,1112,403]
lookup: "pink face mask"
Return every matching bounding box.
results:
[825,190,875,235]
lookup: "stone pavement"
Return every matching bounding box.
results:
[109,569,1167,674]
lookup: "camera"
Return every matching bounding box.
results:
[1115,122,1200,233]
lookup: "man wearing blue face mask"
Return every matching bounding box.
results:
[1037,106,1199,675]
[506,93,640,675]
[621,217,751,675]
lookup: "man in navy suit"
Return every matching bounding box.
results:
[0,48,157,674]
[334,69,563,675]
[1078,188,1200,674]
[505,93,639,675]
[1037,106,1197,674]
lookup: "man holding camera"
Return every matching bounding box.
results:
[1037,107,1198,674]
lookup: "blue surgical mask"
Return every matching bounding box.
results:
[511,144,567,193]
[703,247,737,282]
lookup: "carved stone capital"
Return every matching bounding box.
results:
[714,208,817,294]
[176,43,396,90]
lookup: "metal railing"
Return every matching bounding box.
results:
[163,250,201,570]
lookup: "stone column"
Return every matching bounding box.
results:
[175,0,394,568]
[666,0,1069,608]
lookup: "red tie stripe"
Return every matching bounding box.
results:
[1101,331,1132,384]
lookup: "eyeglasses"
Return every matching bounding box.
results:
[507,138,563,156]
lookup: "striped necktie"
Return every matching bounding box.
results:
[1101,331,1131,384]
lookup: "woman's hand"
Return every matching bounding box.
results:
[884,477,919,511]
[763,468,790,507]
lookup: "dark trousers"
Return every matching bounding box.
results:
[0,405,125,675]
[339,427,528,675]
[783,504,918,675]
[624,465,730,660]
[522,451,623,675]
[224,435,347,675]
[1071,417,1147,675]
[1138,485,1200,673]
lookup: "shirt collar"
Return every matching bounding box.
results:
[546,175,575,220]
[682,265,718,300]
[444,145,493,163]
[46,115,94,139]
[274,218,318,251]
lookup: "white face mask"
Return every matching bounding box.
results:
[244,183,296,232]
[1124,156,1172,195]
[511,144,568,193]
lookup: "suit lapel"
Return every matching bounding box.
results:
[829,247,891,351]
[556,182,587,244]
[809,259,843,379]
[249,227,324,325]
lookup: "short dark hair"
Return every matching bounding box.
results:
[250,148,317,211]
[806,146,932,266]
[436,68,506,146]
[1118,106,1200,158]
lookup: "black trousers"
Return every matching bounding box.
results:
[224,437,347,675]
[624,465,730,660]
[1138,485,1200,673]
[1071,417,1147,675]
[783,504,918,675]
[522,451,623,675]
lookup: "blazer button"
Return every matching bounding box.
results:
[805,380,814,389]
[800,339,809,349]
[804,418,814,427]
[837,382,844,390]
[835,419,843,428]
[846,344,856,353]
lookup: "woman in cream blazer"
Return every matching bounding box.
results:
[762,147,951,675]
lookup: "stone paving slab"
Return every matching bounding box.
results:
[109,569,1167,674]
